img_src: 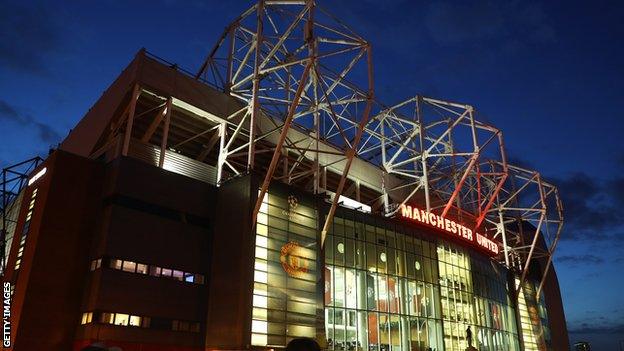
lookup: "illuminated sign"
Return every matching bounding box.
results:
[399,204,499,255]
[28,167,47,186]
[280,194,299,220]
[280,241,309,278]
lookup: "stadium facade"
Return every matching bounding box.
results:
[0,2,568,351]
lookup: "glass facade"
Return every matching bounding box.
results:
[324,214,520,351]
[247,193,552,351]
[252,191,321,348]
[517,279,552,351]
[437,242,518,351]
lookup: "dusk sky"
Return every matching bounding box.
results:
[1,1,623,349]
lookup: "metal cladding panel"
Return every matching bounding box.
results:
[128,140,217,185]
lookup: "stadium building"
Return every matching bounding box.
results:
[0,2,568,351]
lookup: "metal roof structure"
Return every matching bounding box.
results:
[195,0,563,299]
[1,0,563,302]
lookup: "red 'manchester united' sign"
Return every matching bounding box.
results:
[399,204,499,255]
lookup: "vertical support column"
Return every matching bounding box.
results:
[380,118,389,213]
[416,96,431,212]
[158,97,172,168]
[499,209,510,267]
[122,84,141,156]
[225,24,236,94]
[216,123,227,184]
[248,1,265,171]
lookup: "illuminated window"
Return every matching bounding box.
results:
[129,315,142,327]
[81,312,93,325]
[14,188,38,271]
[251,320,268,333]
[149,266,162,276]
[110,259,122,270]
[114,313,130,326]
[251,333,268,346]
[172,270,184,281]
[102,258,204,285]
[136,263,147,274]
[122,261,136,273]
[100,312,114,324]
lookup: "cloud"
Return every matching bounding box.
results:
[569,322,624,335]
[0,99,61,144]
[551,172,624,243]
[556,254,604,265]
[0,2,63,75]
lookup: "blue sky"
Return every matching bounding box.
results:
[1,0,623,349]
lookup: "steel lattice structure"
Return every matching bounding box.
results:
[196,0,374,240]
[360,96,508,225]
[0,157,43,275]
[193,0,564,295]
[486,163,564,298]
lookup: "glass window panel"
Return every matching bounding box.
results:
[357,310,368,350]
[251,333,267,346]
[378,313,390,350]
[101,312,114,324]
[114,313,129,326]
[135,263,147,274]
[344,218,355,238]
[366,243,377,272]
[406,253,416,278]
[365,225,376,243]
[356,270,368,310]
[345,239,355,267]
[325,235,334,265]
[149,266,161,276]
[387,247,396,275]
[335,239,345,266]
[355,240,366,269]
[368,312,379,349]
[377,275,388,313]
[129,315,141,327]
[366,273,377,311]
[334,267,345,307]
[122,261,136,273]
[110,259,122,270]
[345,269,357,309]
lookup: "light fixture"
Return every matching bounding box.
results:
[337,243,344,254]
[380,252,387,262]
